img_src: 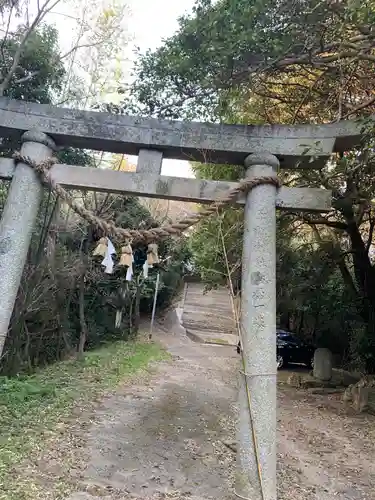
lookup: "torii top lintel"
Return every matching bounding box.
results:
[0,98,364,168]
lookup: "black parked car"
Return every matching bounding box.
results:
[236,329,315,369]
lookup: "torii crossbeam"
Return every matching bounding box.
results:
[0,97,363,500]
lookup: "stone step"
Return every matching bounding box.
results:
[183,325,235,336]
[182,318,235,331]
[185,290,230,295]
[181,282,236,342]
[184,288,231,297]
[184,295,232,302]
[185,328,238,346]
[184,303,233,310]
[184,300,232,307]
[184,325,235,332]
[183,310,234,321]
[182,310,235,321]
[184,293,232,301]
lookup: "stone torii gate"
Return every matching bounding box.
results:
[0,98,363,500]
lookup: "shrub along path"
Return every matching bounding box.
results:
[0,341,167,500]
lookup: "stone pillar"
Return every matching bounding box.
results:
[313,348,332,381]
[0,130,55,355]
[237,153,279,500]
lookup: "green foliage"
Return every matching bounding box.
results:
[122,0,375,371]
[276,219,364,359]
[190,208,243,290]
[149,237,192,310]
[0,2,189,379]
[0,341,168,499]
[190,202,365,363]
[57,147,94,166]
[1,24,65,103]
[124,0,375,120]
[189,158,372,367]
[113,195,157,230]
[1,190,190,374]
[192,162,245,182]
[0,24,66,157]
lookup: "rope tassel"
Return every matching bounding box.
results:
[147,243,159,266]
[119,240,133,267]
[92,237,108,257]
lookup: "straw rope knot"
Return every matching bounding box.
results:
[13,152,57,177]
[12,151,281,244]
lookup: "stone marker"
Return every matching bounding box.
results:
[352,385,369,412]
[287,373,302,388]
[343,376,375,413]
[313,348,333,381]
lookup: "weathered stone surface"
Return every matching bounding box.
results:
[300,377,337,389]
[185,329,238,346]
[313,348,333,381]
[331,368,361,387]
[0,132,55,352]
[287,373,303,388]
[0,159,332,212]
[0,158,16,178]
[137,149,163,174]
[0,97,366,166]
[352,386,369,412]
[308,387,344,395]
[342,376,375,413]
[181,282,238,347]
[238,156,278,500]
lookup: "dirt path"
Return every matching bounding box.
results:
[278,384,375,499]
[67,330,375,500]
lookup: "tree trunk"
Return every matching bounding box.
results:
[344,218,375,372]
[78,267,88,358]
[298,311,304,335]
[77,230,91,359]
[279,310,290,330]
[346,222,375,301]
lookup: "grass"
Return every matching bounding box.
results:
[0,341,168,500]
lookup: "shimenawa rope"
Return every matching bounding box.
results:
[13,152,280,244]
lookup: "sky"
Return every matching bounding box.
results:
[46,0,197,178]
[6,0,197,178]
[124,0,197,178]
[126,0,196,54]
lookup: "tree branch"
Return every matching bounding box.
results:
[231,34,375,85]
[341,95,375,119]
[0,0,62,96]
[0,4,14,79]
[14,70,40,84]
[366,217,375,254]
[59,41,108,62]
[295,213,348,230]
[292,68,329,123]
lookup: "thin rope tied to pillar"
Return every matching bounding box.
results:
[13,152,281,244]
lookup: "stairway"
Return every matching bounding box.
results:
[181,282,238,345]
